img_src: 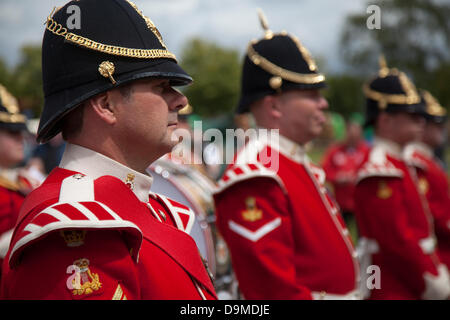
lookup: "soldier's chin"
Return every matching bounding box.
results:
[411,130,423,142]
[311,123,324,138]
[166,138,182,152]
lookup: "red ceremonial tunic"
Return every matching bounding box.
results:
[354,138,450,300]
[0,144,216,300]
[0,177,25,283]
[213,134,361,300]
[0,168,39,283]
[321,141,369,213]
[404,142,450,269]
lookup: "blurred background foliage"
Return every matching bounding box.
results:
[0,45,43,118]
[179,38,241,118]
[340,0,450,112]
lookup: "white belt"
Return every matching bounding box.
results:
[358,236,436,255]
[356,237,380,299]
[0,228,14,259]
[312,289,361,300]
[419,236,436,254]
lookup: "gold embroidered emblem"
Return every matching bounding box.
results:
[112,284,127,300]
[125,173,135,190]
[98,61,116,84]
[377,181,393,199]
[71,258,102,296]
[418,178,429,195]
[60,230,86,247]
[241,197,263,222]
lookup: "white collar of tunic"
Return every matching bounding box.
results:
[405,141,434,159]
[273,134,308,164]
[59,143,153,202]
[244,129,309,165]
[373,137,403,160]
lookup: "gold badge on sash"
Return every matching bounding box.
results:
[241,197,263,222]
[418,177,429,195]
[377,181,393,199]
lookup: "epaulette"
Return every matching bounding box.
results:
[403,145,429,171]
[8,174,143,267]
[214,162,286,194]
[356,146,403,183]
[148,192,195,235]
[0,175,20,191]
[308,162,326,186]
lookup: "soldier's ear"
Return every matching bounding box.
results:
[89,92,117,125]
[266,95,282,120]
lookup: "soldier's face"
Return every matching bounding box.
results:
[423,121,446,148]
[0,129,24,168]
[113,78,188,159]
[387,112,425,146]
[276,89,329,145]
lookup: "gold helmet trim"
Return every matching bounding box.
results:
[45,3,177,61]
[421,90,447,117]
[363,56,421,109]
[0,112,26,124]
[179,103,193,115]
[247,42,325,85]
[0,84,26,124]
[125,0,168,50]
[248,9,324,85]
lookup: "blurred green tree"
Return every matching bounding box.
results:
[323,75,365,119]
[10,45,43,116]
[339,0,450,110]
[179,38,241,118]
[0,58,12,89]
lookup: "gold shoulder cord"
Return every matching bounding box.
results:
[45,4,176,61]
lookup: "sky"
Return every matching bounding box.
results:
[0,0,368,73]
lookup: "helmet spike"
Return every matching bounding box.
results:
[378,54,389,77]
[257,8,273,39]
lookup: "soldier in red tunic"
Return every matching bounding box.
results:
[322,116,370,234]
[0,0,216,300]
[213,11,361,300]
[0,84,39,282]
[404,90,450,270]
[354,57,450,300]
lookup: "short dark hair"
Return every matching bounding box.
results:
[61,102,86,141]
[61,83,135,141]
[117,82,135,101]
